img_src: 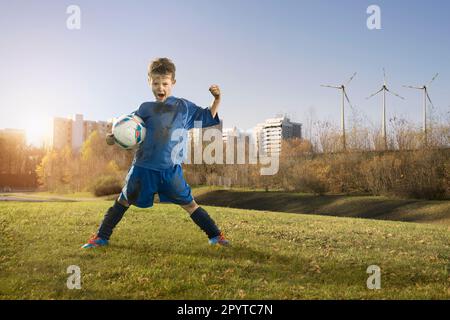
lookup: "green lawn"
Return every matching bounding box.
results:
[0,186,216,202]
[0,201,449,299]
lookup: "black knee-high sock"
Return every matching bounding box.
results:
[97,200,129,240]
[190,207,220,239]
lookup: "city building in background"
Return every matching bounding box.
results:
[189,120,223,145]
[51,114,112,151]
[254,116,302,155]
[187,116,302,157]
[222,126,247,145]
[49,114,301,155]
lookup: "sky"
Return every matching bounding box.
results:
[1,0,449,145]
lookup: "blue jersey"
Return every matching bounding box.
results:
[132,96,220,170]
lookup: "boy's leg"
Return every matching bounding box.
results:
[159,165,229,245]
[97,165,156,240]
[82,165,156,248]
[181,200,220,239]
[97,198,129,240]
[181,200,229,245]
[81,197,129,248]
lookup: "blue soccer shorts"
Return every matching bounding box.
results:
[118,164,194,208]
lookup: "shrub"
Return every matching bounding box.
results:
[360,150,448,200]
[278,158,328,195]
[90,175,122,197]
[296,173,328,195]
[325,153,367,194]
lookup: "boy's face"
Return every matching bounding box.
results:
[149,73,176,102]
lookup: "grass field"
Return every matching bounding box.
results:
[0,201,449,299]
[4,187,450,225]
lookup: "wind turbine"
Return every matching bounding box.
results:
[321,72,357,151]
[403,73,439,146]
[366,68,405,150]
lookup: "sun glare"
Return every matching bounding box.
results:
[23,114,53,147]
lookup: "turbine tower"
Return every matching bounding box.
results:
[321,72,357,151]
[366,68,404,150]
[403,73,439,147]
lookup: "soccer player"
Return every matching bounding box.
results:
[82,58,229,248]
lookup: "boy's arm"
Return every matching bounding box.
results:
[209,85,221,118]
[184,87,221,130]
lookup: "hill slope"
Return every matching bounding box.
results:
[0,201,449,299]
[195,189,450,225]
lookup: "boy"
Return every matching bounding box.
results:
[82,57,229,248]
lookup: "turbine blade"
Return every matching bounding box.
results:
[403,85,422,89]
[386,88,405,100]
[345,72,357,86]
[321,84,340,89]
[427,73,439,86]
[426,90,435,108]
[343,89,353,108]
[366,88,383,100]
[383,68,387,85]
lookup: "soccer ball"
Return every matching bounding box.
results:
[112,114,146,149]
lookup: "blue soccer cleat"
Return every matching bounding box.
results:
[81,234,109,249]
[209,232,230,246]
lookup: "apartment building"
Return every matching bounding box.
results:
[254,116,302,155]
[52,114,112,151]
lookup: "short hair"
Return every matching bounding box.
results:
[148,57,176,80]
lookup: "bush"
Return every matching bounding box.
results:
[361,150,448,200]
[296,173,328,195]
[325,153,368,194]
[288,161,328,195]
[396,150,448,200]
[184,142,449,199]
[90,175,122,197]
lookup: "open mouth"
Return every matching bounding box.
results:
[157,93,165,100]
